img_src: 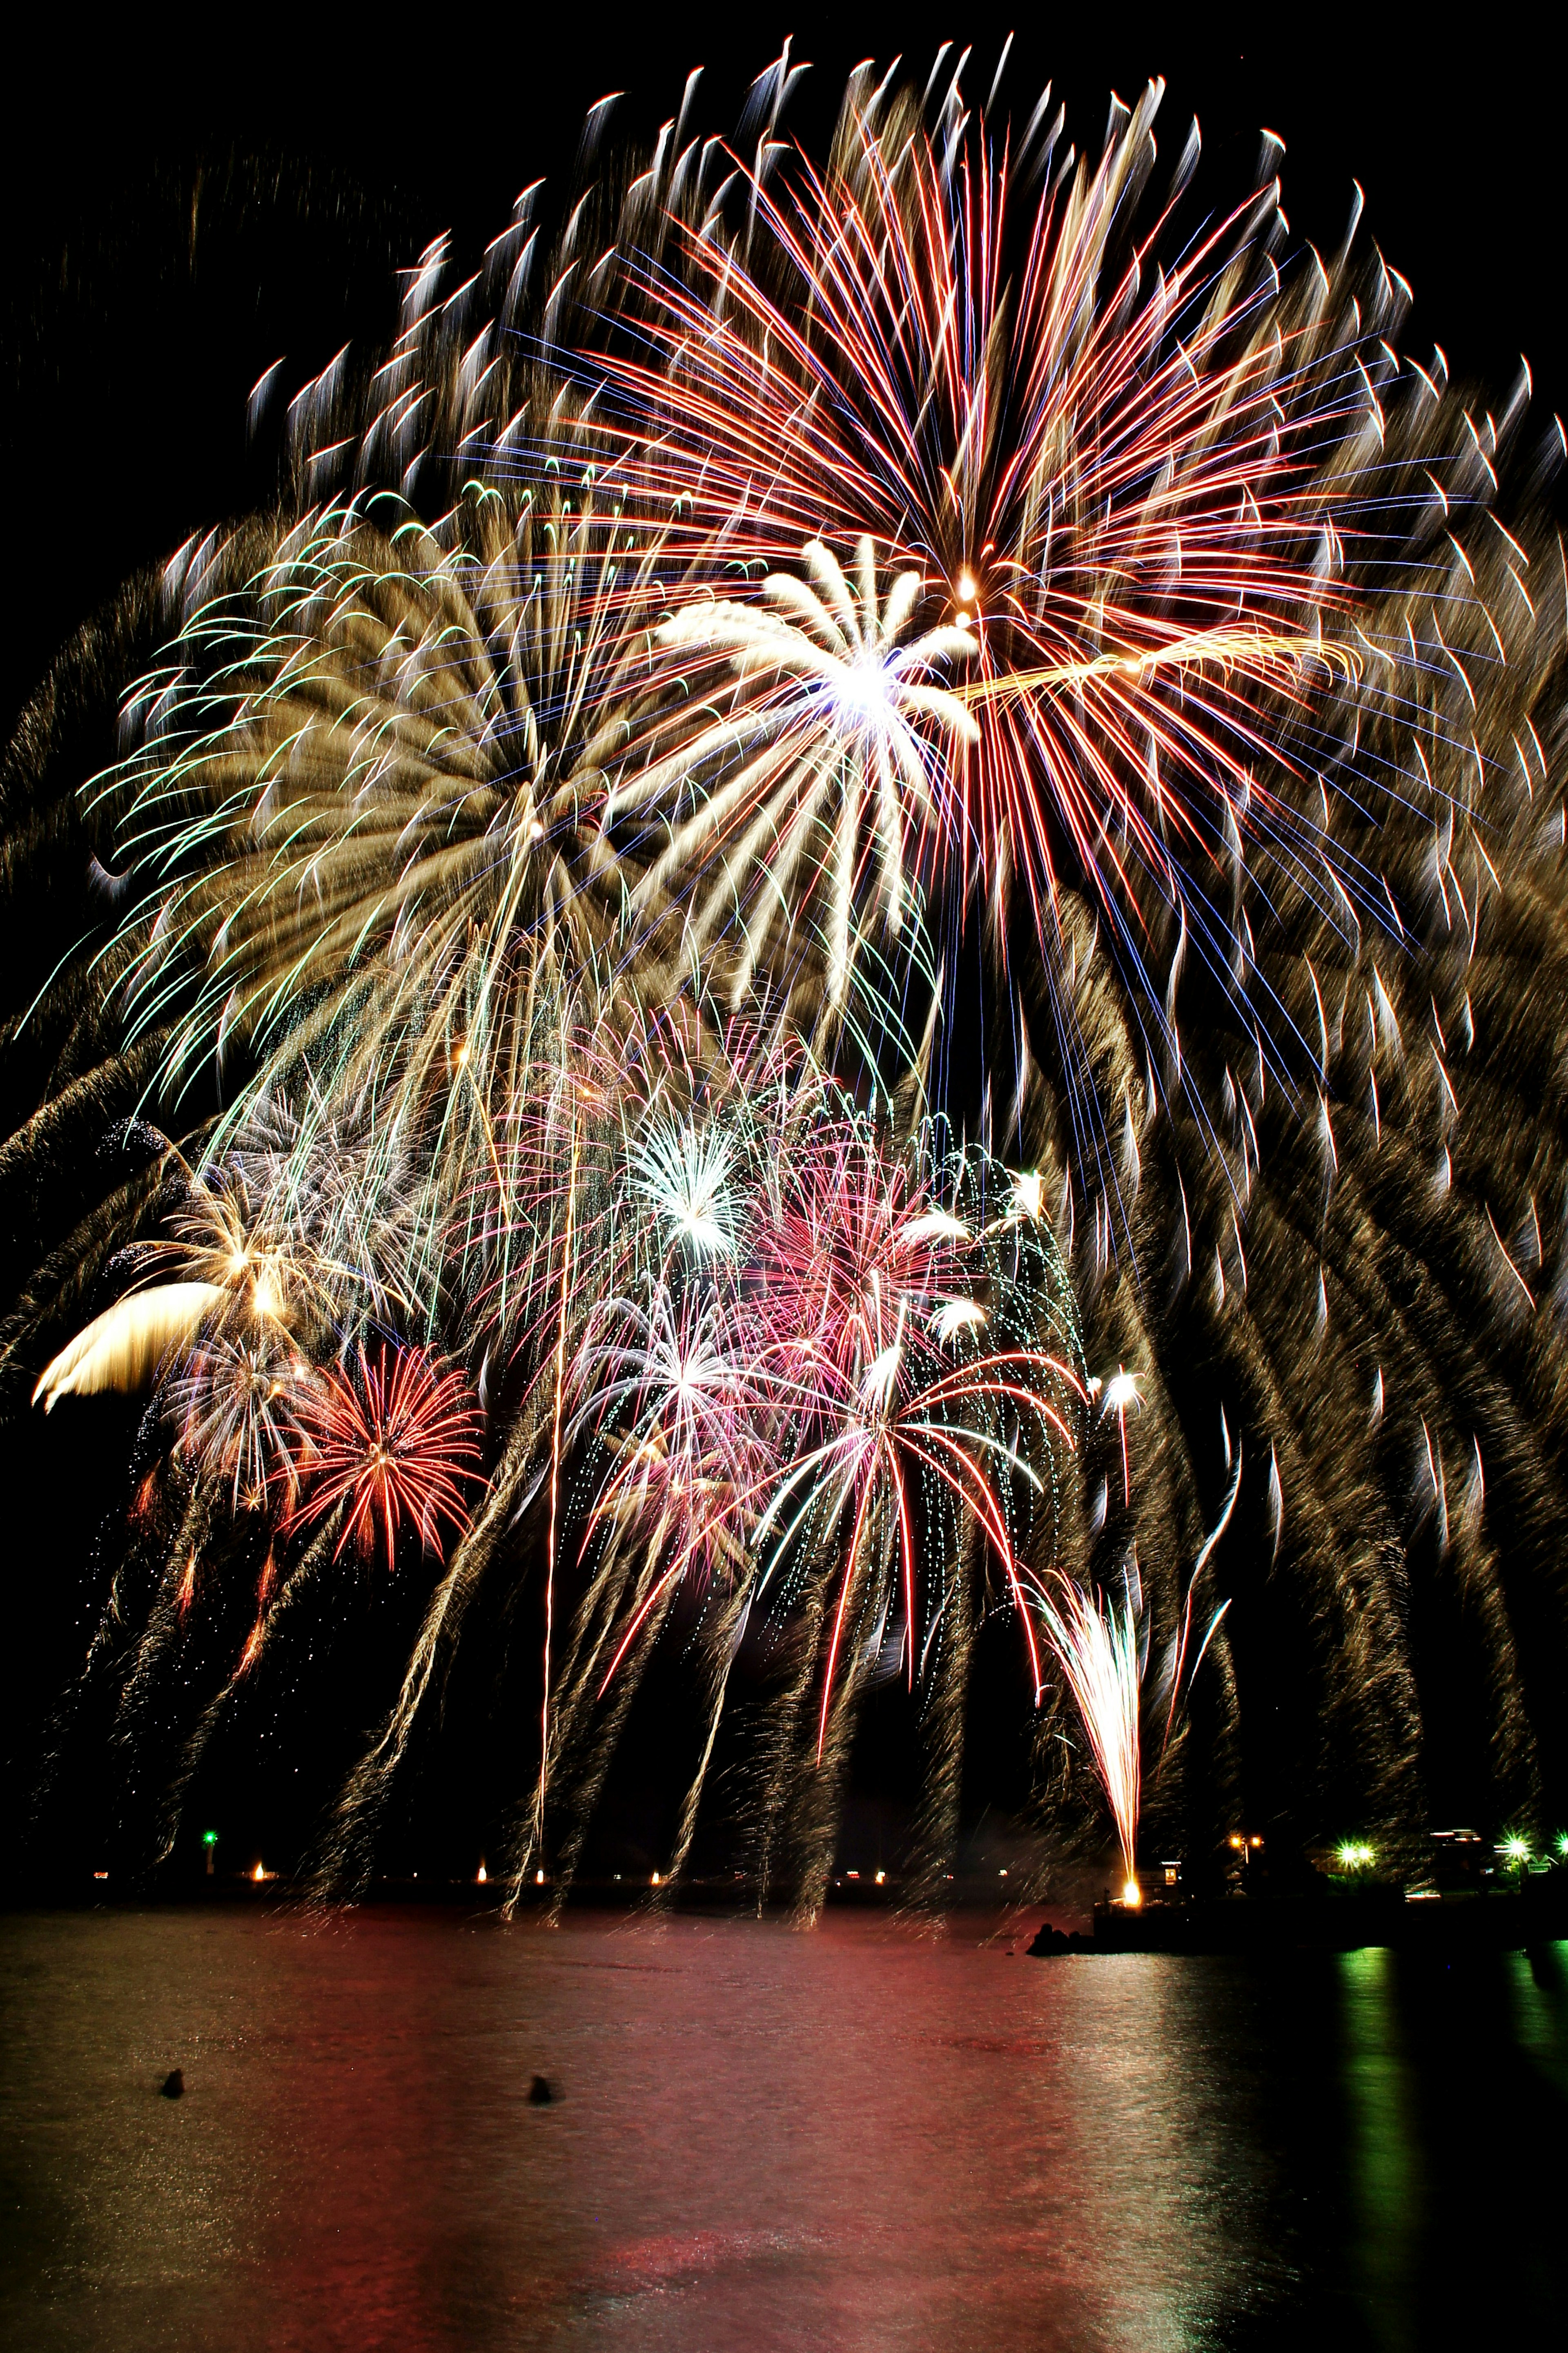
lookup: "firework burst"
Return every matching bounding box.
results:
[5,43,1561,1900]
[617,536,978,1007]
[287,1344,483,1569]
[581,73,1374,1056]
[174,1327,313,1514]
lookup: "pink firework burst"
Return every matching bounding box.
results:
[748,1106,1084,1742]
[753,1114,974,1392]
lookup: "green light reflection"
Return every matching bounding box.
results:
[1338,1945,1423,2352]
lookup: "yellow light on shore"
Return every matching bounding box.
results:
[253,1862,264,1883]
[1123,1878,1143,1907]
[477,1864,487,1884]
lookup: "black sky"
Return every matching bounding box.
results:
[4,9,1560,740]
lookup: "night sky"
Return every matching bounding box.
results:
[5,13,1558,745]
[2,10,1558,1882]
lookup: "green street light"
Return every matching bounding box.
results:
[203,1830,219,1878]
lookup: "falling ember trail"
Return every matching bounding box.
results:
[539,1105,581,1867]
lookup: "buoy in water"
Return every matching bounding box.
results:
[160,2069,185,2099]
[528,2074,556,2105]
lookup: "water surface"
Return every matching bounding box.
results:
[2,1905,1564,2349]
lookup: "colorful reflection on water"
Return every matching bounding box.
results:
[1,1908,1564,2349]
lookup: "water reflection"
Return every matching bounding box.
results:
[1339,1947,1422,2351]
[1330,1941,1568,2349]
[1510,1941,1568,2095]
[1,1909,1564,2351]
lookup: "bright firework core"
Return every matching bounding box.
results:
[831,657,895,726]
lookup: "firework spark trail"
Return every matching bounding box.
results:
[32,1283,223,1411]
[901,1512,978,1908]
[1096,1367,1144,1508]
[154,1509,344,1866]
[1157,1443,1241,1758]
[659,1583,752,1896]
[537,1099,580,1869]
[532,1577,683,1921]
[101,1479,215,1845]
[6,45,1564,1891]
[316,1412,547,1900]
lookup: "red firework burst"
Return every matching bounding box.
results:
[287,1345,483,1569]
[584,86,1368,1015]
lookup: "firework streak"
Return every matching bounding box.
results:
[5,45,1566,1898]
